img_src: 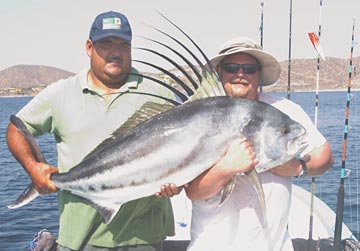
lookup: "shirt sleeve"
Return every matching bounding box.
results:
[16,83,58,136]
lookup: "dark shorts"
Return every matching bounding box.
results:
[58,241,163,251]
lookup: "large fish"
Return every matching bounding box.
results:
[8,97,308,224]
[7,13,309,224]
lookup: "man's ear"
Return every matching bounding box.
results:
[85,39,93,58]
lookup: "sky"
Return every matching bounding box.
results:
[1,0,360,73]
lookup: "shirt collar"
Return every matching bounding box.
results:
[80,67,143,94]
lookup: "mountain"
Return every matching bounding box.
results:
[0,65,75,96]
[266,57,360,92]
[0,57,359,96]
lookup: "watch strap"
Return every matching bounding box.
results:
[296,159,308,178]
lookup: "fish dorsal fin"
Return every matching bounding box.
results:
[83,101,174,160]
[188,69,226,102]
[112,101,174,136]
[138,12,227,104]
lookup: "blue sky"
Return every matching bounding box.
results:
[1,0,359,73]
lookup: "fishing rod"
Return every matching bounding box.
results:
[333,16,356,251]
[287,0,293,100]
[307,0,324,246]
[259,1,264,93]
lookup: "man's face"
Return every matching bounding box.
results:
[86,36,132,87]
[217,53,260,100]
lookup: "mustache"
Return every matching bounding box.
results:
[230,79,250,85]
[106,56,123,64]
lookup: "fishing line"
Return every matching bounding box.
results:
[333,16,356,250]
[286,0,293,100]
[259,1,264,94]
[257,3,275,249]
[355,92,360,239]
[307,0,324,244]
[348,91,360,240]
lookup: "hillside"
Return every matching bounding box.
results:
[0,57,359,96]
[267,57,360,92]
[0,65,75,96]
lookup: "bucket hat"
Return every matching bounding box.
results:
[210,37,281,86]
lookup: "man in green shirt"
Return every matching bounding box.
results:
[7,11,177,251]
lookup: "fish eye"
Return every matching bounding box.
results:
[281,127,290,135]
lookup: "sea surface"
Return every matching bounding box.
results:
[0,91,359,250]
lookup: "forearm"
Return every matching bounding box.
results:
[185,166,235,201]
[185,138,258,201]
[304,141,333,176]
[270,141,334,177]
[6,122,39,174]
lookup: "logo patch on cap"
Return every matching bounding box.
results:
[102,17,121,30]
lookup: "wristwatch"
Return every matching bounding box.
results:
[296,159,308,178]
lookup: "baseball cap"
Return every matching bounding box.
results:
[89,11,132,42]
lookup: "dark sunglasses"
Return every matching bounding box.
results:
[220,63,259,74]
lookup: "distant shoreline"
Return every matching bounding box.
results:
[1,88,359,99]
[0,95,32,98]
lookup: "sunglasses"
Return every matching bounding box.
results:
[220,63,259,74]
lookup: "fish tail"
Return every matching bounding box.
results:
[8,115,45,209]
[7,183,39,209]
[246,169,267,220]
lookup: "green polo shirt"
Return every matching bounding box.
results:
[17,68,175,250]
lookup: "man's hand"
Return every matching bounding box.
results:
[215,138,258,175]
[30,162,59,194]
[155,183,187,198]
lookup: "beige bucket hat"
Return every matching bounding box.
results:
[210,37,281,86]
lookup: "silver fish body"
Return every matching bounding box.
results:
[45,96,307,223]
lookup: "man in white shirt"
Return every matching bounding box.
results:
[184,37,334,251]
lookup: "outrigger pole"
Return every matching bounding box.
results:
[333,16,356,251]
[287,0,293,100]
[313,0,323,130]
[307,0,324,246]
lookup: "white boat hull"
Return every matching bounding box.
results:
[168,184,357,241]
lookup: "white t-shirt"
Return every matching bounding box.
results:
[187,93,326,251]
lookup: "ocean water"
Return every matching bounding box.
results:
[0,91,359,250]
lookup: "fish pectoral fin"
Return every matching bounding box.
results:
[7,183,40,209]
[89,200,122,225]
[245,169,266,221]
[219,176,237,205]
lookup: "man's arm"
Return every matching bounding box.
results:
[270,141,334,177]
[184,138,258,201]
[6,122,58,194]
